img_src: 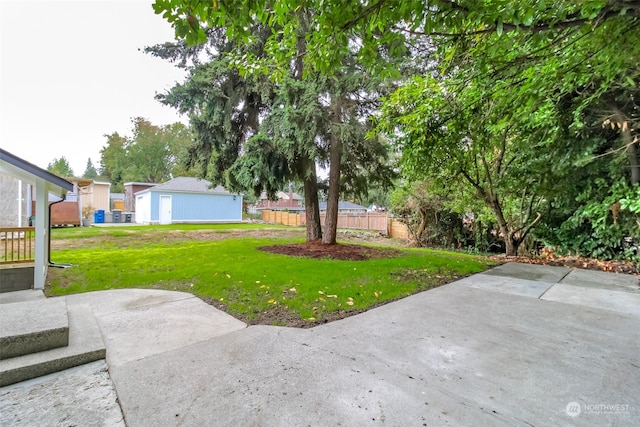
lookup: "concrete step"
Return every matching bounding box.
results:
[0,289,46,304]
[0,304,106,387]
[0,298,69,360]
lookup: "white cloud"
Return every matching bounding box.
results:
[0,0,187,176]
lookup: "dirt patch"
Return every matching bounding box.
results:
[257,240,403,261]
[205,295,413,328]
[50,227,306,250]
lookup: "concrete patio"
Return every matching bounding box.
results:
[1,262,638,426]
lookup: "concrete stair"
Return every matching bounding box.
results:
[0,298,69,360]
[0,290,106,387]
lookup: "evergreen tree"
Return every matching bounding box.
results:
[82,158,98,179]
[47,156,74,178]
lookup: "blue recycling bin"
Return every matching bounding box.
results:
[94,210,105,224]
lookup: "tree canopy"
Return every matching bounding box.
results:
[82,158,99,180]
[148,22,397,244]
[154,0,639,259]
[47,156,74,178]
[99,118,193,192]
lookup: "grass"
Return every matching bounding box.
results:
[47,224,496,325]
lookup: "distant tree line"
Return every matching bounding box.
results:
[99,117,195,192]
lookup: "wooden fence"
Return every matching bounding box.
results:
[388,219,411,239]
[0,227,36,264]
[311,213,389,234]
[261,210,303,226]
[260,210,410,239]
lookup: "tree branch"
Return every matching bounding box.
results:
[395,2,640,39]
[459,167,484,197]
[342,0,387,31]
[480,153,495,201]
[496,125,510,175]
[516,211,543,242]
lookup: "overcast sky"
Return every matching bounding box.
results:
[0,0,187,175]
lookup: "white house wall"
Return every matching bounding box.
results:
[0,173,30,227]
[135,193,152,223]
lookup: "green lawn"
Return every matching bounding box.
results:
[47,224,495,325]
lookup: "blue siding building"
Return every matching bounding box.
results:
[135,177,242,224]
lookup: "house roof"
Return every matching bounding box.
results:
[256,206,306,211]
[319,201,367,210]
[0,148,73,196]
[124,182,158,187]
[68,177,93,187]
[135,177,232,195]
[259,190,303,200]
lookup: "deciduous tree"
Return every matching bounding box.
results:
[99,118,193,192]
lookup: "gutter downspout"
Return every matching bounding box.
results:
[48,194,72,268]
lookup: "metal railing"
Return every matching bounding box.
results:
[0,227,35,264]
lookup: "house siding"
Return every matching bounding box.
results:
[0,173,29,227]
[80,182,111,213]
[125,183,157,212]
[135,193,152,223]
[146,191,242,223]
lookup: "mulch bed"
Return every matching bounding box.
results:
[260,241,639,276]
[492,255,639,276]
[257,240,403,261]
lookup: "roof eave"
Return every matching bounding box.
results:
[0,148,73,196]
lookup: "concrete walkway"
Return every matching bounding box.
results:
[1,263,638,426]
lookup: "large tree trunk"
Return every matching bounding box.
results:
[622,121,640,185]
[504,236,517,257]
[415,207,429,247]
[322,101,343,245]
[486,195,520,257]
[294,11,322,242]
[303,157,322,241]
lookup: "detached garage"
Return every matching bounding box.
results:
[135,177,242,224]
